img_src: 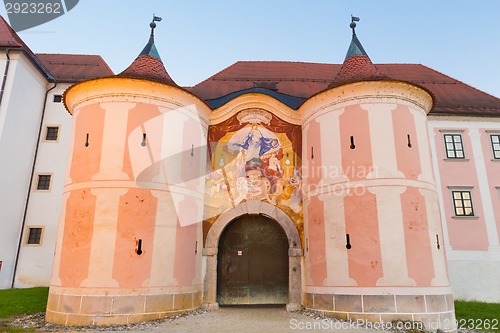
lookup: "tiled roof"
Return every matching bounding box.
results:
[328,54,387,89]
[190,61,336,100]
[117,24,177,87]
[36,54,114,83]
[327,28,388,89]
[117,54,177,86]
[189,61,500,116]
[0,15,54,81]
[0,15,23,48]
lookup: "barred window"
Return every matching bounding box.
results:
[444,134,465,159]
[27,227,43,245]
[45,126,59,141]
[491,135,500,159]
[36,174,51,190]
[452,191,474,216]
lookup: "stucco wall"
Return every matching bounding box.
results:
[0,52,48,288]
[428,117,500,302]
[14,84,73,287]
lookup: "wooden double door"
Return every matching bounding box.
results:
[217,215,289,305]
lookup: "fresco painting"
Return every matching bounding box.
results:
[205,110,303,224]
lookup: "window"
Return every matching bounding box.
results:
[36,174,51,191]
[26,227,43,245]
[45,126,59,141]
[444,134,465,159]
[491,135,500,159]
[452,191,474,216]
[53,94,62,103]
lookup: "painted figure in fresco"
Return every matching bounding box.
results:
[208,168,225,197]
[235,149,247,179]
[208,122,303,213]
[268,153,282,174]
[260,148,285,194]
[234,124,280,162]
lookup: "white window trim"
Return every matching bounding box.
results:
[24,226,45,247]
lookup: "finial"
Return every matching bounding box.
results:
[350,15,360,35]
[150,14,162,37]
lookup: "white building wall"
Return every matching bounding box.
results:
[428,117,500,302]
[0,51,48,288]
[14,84,73,287]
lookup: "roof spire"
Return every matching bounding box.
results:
[344,16,368,60]
[139,15,162,59]
[327,16,388,89]
[118,15,177,86]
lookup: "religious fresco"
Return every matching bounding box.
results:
[204,109,303,233]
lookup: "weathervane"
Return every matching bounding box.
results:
[350,15,360,35]
[150,14,162,36]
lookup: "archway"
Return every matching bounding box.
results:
[217,215,288,305]
[202,200,302,311]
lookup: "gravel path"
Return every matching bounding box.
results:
[8,306,477,333]
[6,307,385,333]
[110,306,380,333]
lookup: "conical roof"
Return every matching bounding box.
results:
[328,20,388,89]
[117,20,177,86]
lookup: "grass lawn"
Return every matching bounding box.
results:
[454,300,500,332]
[0,287,48,319]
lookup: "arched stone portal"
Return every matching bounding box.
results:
[202,200,303,311]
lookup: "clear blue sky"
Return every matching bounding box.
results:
[2,0,500,97]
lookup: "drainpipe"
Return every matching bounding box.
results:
[11,80,58,288]
[0,49,11,107]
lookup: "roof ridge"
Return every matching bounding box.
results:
[234,60,334,65]
[36,53,103,57]
[418,64,500,99]
[191,60,338,89]
[191,61,239,89]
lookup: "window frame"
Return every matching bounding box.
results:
[490,134,500,160]
[35,173,52,191]
[25,226,44,246]
[43,125,60,142]
[53,94,62,103]
[443,133,465,159]
[448,188,477,218]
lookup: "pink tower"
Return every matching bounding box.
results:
[300,19,456,331]
[46,19,211,325]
